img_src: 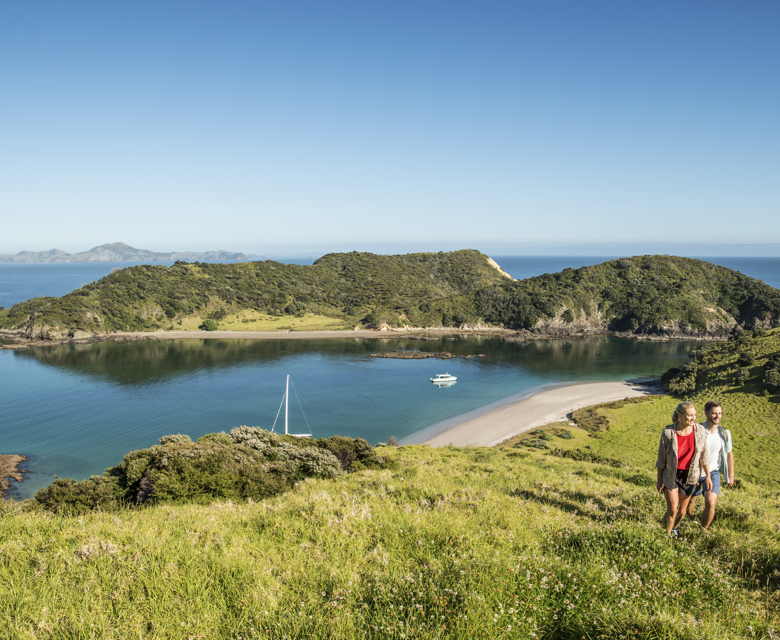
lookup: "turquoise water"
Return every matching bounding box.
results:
[2,335,699,500]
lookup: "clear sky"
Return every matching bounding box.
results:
[2,1,779,257]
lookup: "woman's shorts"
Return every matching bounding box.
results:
[692,469,721,497]
[674,469,697,496]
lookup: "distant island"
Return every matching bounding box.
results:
[0,242,258,263]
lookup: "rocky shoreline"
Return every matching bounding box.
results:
[0,324,725,351]
[0,455,27,499]
[370,351,486,359]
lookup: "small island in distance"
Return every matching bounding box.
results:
[0,241,258,263]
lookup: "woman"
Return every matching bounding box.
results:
[656,401,711,537]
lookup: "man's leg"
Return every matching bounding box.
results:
[700,471,721,529]
[701,493,718,529]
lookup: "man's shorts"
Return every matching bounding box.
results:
[692,469,721,497]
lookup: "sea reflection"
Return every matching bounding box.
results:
[14,335,698,388]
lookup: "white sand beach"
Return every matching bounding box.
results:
[421,380,657,448]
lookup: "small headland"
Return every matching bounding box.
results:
[0,454,27,499]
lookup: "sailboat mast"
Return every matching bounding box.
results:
[285,374,289,435]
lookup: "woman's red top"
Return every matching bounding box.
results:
[676,428,695,470]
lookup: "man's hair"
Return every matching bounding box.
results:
[704,401,722,414]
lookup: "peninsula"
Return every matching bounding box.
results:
[1,251,779,348]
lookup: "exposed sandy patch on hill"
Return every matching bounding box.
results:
[486,256,514,280]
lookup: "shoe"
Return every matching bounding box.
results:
[670,528,680,538]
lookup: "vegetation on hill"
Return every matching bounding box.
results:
[1,252,778,340]
[2,442,777,638]
[479,255,780,335]
[34,428,390,514]
[0,250,507,336]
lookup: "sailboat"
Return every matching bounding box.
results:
[271,375,313,437]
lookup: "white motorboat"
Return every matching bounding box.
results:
[430,373,457,384]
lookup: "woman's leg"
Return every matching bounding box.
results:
[675,493,693,530]
[663,487,679,535]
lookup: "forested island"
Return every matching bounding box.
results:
[1,250,778,345]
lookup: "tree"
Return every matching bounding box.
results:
[200,319,218,331]
[763,369,780,391]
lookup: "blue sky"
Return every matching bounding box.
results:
[2,1,779,256]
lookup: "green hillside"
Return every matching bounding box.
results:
[1,252,778,339]
[2,441,778,638]
[0,250,507,336]
[479,255,780,335]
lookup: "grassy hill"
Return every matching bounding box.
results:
[1,252,779,341]
[505,327,780,488]
[2,442,777,638]
[0,250,508,337]
[3,332,780,637]
[479,255,780,335]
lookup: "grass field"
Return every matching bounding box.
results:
[2,444,778,639]
[172,310,353,332]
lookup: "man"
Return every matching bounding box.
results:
[686,401,735,529]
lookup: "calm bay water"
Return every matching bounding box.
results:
[2,254,777,500]
[2,335,700,500]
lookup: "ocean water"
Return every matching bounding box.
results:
[1,255,778,309]
[1,335,699,500]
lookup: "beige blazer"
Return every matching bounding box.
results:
[656,423,710,490]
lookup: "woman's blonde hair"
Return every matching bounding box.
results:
[672,401,696,425]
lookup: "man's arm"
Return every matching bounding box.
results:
[727,451,735,487]
[702,463,712,492]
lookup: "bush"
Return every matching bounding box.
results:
[562,309,574,323]
[33,428,393,512]
[34,476,121,514]
[200,319,219,331]
[763,369,780,391]
[735,367,750,385]
[557,430,574,439]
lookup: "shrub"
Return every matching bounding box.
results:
[34,476,121,514]
[763,369,780,391]
[33,428,391,512]
[557,430,574,439]
[200,319,218,331]
[735,367,750,385]
[159,433,192,445]
[562,309,574,323]
[387,436,399,447]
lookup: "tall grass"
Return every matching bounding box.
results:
[2,445,777,639]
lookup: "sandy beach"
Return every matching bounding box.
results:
[421,380,657,448]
